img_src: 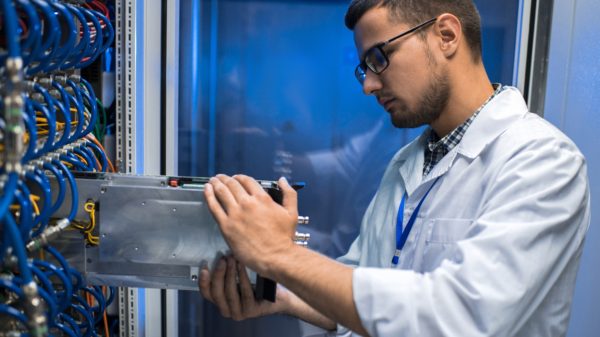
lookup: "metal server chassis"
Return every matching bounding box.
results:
[51,172,309,302]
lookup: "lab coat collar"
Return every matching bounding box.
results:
[394,86,529,195]
[395,133,427,195]
[457,86,528,158]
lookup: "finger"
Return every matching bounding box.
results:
[199,265,214,303]
[204,183,228,224]
[210,258,231,318]
[278,177,298,214]
[216,174,251,203]
[224,256,243,320]
[237,261,257,309]
[234,175,265,196]
[208,174,237,212]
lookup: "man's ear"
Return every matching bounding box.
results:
[433,13,462,58]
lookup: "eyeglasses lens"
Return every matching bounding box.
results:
[366,47,388,73]
[355,66,367,84]
[355,47,389,84]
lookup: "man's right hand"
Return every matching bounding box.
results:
[199,255,289,321]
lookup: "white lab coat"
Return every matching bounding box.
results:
[332,87,590,337]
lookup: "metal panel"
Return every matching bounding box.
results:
[165,2,182,334]
[165,0,180,177]
[115,0,164,334]
[52,173,304,294]
[142,1,163,177]
[53,174,226,290]
[524,0,555,115]
[514,0,532,92]
[116,0,137,174]
[99,185,225,269]
[544,0,600,335]
[115,0,141,334]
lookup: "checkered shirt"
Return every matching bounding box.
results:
[423,84,502,176]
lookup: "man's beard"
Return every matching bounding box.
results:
[390,51,450,129]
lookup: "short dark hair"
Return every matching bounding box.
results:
[345,0,482,61]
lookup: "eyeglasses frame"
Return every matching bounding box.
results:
[355,17,438,84]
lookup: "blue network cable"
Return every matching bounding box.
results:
[52,160,78,222]
[79,146,100,171]
[61,152,91,172]
[77,6,104,69]
[55,322,79,337]
[0,303,29,326]
[44,1,77,73]
[33,259,72,312]
[59,4,90,70]
[0,277,24,297]
[51,80,76,145]
[0,172,18,222]
[86,141,108,172]
[22,101,38,161]
[33,83,59,151]
[43,162,66,217]
[70,298,95,337]
[69,267,85,290]
[3,212,34,283]
[65,78,87,140]
[27,170,52,237]
[60,312,82,337]
[81,286,106,325]
[0,173,19,257]
[1,0,22,58]
[15,0,42,66]
[2,2,116,334]
[15,181,34,239]
[29,98,56,156]
[28,265,59,319]
[26,0,61,75]
[73,148,97,171]
[79,78,98,137]
[45,246,74,312]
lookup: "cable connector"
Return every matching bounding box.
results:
[6,57,24,85]
[23,80,36,92]
[3,57,25,172]
[297,216,310,225]
[26,219,71,253]
[54,74,68,85]
[37,77,53,89]
[68,74,81,83]
[22,282,49,337]
[294,231,311,247]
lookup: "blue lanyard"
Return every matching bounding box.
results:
[391,178,440,266]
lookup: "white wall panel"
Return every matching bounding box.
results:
[544,0,600,335]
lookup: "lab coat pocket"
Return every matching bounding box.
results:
[421,218,473,272]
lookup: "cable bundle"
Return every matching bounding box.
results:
[1,1,116,336]
[0,0,114,76]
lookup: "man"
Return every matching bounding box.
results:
[200,0,590,336]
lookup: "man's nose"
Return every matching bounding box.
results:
[362,71,382,95]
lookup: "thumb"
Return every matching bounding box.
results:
[278,177,297,214]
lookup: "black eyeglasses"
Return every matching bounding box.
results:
[355,17,437,85]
